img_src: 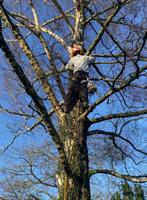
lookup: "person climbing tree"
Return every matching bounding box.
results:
[64,43,95,113]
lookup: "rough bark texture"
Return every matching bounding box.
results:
[56,104,90,200]
[55,2,91,198]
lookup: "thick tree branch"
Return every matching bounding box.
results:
[28,1,66,101]
[9,12,68,49]
[91,109,147,124]
[28,0,40,31]
[89,169,147,183]
[0,4,63,117]
[0,18,69,174]
[73,0,87,44]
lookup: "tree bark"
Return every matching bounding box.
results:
[56,3,91,198]
[56,105,90,200]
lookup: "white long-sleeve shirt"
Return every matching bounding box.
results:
[65,54,95,73]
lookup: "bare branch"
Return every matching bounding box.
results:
[88,129,147,156]
[37,34,66,101]
[27,1,66,101]
[0,4,63,117]
[51,0,74,32]
[73,0,87,43]
[89,169,147,183]
[81,64,147,119]
[0,104,33,118]
[9,12,68,49]
[0,17,69,173]
[41,7,75,27]
[1,130,24,154]
[28,0,40,31]
[91,109,147,124]
[85,0,135,24]
[86,2,123,55]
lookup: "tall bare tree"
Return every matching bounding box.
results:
[0,0,147,199]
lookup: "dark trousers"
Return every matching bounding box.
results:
[66,71,88,112]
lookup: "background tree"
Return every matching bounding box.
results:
[0,0,147,199]
[122,182,134,200]
[110,182,146,200]
[134,184,145,200]
[111,191,121,200]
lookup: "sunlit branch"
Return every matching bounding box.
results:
[72,0,88,44]
[87,7,126,55]
[28,0,40,31]
[28,1,66,101]
[36,25,69,49]
[10,12,33,24]
[89,169,147,183]
[0,4,63,116]
[0,17,69,173]
[9,12,68,49]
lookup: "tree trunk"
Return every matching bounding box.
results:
[56,105,90,200]
[56,2,88,196]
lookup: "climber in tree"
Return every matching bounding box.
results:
[64,43,95,113]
